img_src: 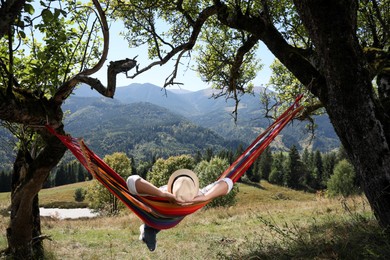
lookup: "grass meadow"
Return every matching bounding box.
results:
[1,181,389,259]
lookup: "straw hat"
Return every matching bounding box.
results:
[167,169,199,201]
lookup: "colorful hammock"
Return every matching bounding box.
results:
[47,95,303,230]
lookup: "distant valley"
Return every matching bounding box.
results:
[0,83,340,168]
[66,83,340,155]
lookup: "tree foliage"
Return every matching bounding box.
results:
[54,160,89,187]
[147,154,195,187]
[0,0,136,255]
[327,159,358,197]
[195,156,238,208]
[88,152,132,215]
[0,170,11,192]
[74,187,87,202]
[269,152,286,185]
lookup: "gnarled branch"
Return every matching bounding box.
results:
[53,0,137,104]
[126,5,219,87]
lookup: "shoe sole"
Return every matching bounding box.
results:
[139,224,145,241]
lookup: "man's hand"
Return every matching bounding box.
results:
[161,191,185,204]
[176,194,209,206]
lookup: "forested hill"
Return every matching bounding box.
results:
[73,83,340,151]
[0,83,340,169]
[62,98,239,162]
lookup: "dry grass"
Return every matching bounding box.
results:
[0,181,384,259]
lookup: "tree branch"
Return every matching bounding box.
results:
[81,0,109,76]
[52,0,137,104]
[215,0,327,102]
[54,58,137,103]
[229,34,259,92]
[52,0,109,103]
[126,5,219,86]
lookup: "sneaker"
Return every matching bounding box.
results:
[139,224,159,251]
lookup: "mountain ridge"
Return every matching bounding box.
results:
[0,82,340,169]
[71,83,340,151]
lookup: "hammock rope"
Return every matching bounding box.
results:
[47,95,303,229]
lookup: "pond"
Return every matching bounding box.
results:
[39,208,98,219]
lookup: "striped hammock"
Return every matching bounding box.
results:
[47,95,303,230]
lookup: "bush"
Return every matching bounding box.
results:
[87,152,131,215]
[74,188,86,202]
[195,157,238,208]
[147,155,195,186]
[327,159,357,197]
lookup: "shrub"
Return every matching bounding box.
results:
[87,152,131,215]
[74,188,86,202]
[327,159,357,197]
[195,157,238,208]
[147,155,195,186]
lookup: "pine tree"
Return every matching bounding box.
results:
[269,152,285,185]
[0,170,8,192]
[194,150,202,164]
[314,150,324,189]
[284,145,303,189]
[130,157,137,176]
[203,147,214,162]
[259,147,273,181]
[246,158,260,182]
[55,164,67,186]
[218,149,234,165]
[322,151,337,185]
[301,148,310,167]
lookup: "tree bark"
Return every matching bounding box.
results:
[292,0,390,229]
[6,127,67,259]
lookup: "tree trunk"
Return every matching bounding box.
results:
[6,128,67,259]
[293,0,390,229]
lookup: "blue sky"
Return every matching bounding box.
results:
[29,1,275,92]
[95,22,275,92]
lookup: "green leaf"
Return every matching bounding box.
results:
[41,9,54,24]
[54,8,62,19]
[24,4,35,15]
[18,31,26,39]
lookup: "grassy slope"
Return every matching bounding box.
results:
[0,181,388,259]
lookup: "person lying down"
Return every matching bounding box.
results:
[126,169,233,251]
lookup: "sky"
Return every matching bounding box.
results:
[28,1,274,91]
[95,22,276,92]
[29,1,275,92]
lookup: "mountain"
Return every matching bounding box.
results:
[0,127,16,170]
[73,83,198,116]
[0,83,340,169]
[73,83,340,151]
[62,99,239,162]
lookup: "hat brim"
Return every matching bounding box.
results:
[167,169,199,193]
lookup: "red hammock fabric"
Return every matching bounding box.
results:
[47,95,303,229]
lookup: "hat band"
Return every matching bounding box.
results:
[171,174,195,190]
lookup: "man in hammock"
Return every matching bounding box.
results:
[127,169,233,251]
